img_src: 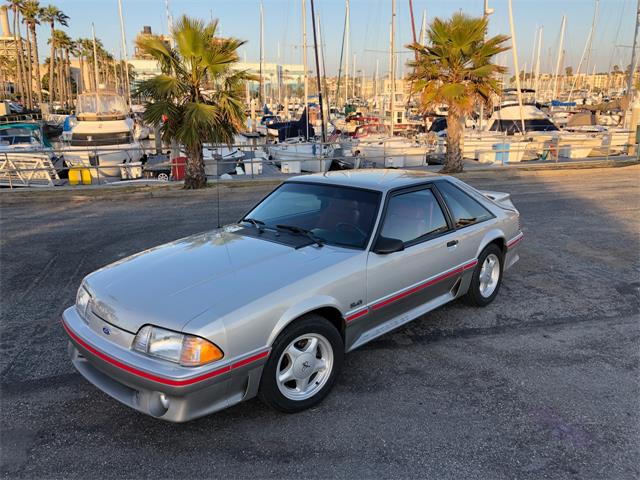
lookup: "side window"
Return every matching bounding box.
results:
[436,181,493,228]
[380,188,449,244]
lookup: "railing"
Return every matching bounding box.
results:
[0,134,635,189]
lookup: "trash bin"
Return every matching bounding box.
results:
[493,143,510,165]
[81,168,92,184]
[68,167,81,185]
[171,156,187,181]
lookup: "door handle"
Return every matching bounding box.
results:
[447,240,459,247]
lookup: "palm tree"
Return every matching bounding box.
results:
[40,4,68,104]
[407,13,509,173]
[7,0,27,106]
[20,0,42,106]
[135,15,252,189]
[50,29,72,107]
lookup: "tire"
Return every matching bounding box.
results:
[464,243,504,307]
[156,172,170,182]
[258,314,344,413]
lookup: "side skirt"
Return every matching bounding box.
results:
[348,289,457,352]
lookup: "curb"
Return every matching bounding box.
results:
[1,159,637,205]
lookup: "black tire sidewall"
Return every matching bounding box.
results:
[467,244,504,307]
[258,315,344,413]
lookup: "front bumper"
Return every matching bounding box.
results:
[62,307,269,422]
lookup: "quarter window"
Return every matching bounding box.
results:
[437,181,493,228]
[380,188,449,244]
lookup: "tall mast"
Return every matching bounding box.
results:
[165,0,174,48]
[584,0,599,81]
[534,27,543,99]
[345,0,349,105]
[553,15,566,99]
[91,22,100,107]
[375,58,379,109]
[390,0,396,136]
[627,0,640,96]
[507,0,525,132]
[302,0,309,138]
[569,0,599,101]
[259,1,265,106]
[352,53,356,99]
[529,28,538,89]
[117,0,131,107]
[310,0,326,142]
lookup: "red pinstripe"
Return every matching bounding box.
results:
[62,319,268,387]
[345,260,478,321]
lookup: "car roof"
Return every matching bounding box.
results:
[286,169,448,192]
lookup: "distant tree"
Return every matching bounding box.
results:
[565,66,573,77]
[408,12,509,173]
[40,5,69,103]
[613,64,620,73]
[20,0,43,106]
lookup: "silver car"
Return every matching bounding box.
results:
[63,169,522,422]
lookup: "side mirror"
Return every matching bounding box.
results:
[373,236,404,255]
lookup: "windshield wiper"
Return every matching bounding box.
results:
[241,217,265,233]
[276,224,324,248]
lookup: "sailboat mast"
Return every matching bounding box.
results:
[529,28,538,89]
[553,15,566,99]
[91,23,100,107]
[507,0,525,132]
[534,27,543,99]
[117,0,131,108]
[345,0,349,105]
[627,0,640,96]
[390,0,396,136]
[302,0,309,138]
[259,1,265,106]
[569,0,599,102]
[419,10,427,45]
[352,54,356,99]
[309,0,326,142]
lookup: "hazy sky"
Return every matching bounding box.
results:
[31,0,638,76]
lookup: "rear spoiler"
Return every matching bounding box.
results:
[479,190,517,211]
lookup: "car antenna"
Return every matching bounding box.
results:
[216,173,221,228]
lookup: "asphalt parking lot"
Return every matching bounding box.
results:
[1,165,639,479]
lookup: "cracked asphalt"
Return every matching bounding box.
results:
[1,165,639,479]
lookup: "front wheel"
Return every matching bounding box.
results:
[464,244,504,307]
[258,314,343,413]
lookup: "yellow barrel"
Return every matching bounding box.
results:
[68,168,81,186]
[81,169,92,185]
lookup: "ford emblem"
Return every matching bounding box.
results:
[102,326,111,335]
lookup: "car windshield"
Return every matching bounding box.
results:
[243,182,381,249]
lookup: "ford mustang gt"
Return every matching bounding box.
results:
[62,169,522,422]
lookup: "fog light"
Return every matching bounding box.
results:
[159,393,170,410]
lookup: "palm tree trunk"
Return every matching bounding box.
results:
[184,143,207,189]
[48,22,55,104]
[30,24,42,106]
[23,23,33,109]
[15,16,30,108]
[12,7,24,102]
[64,49,72,106]
[442,111,464,173]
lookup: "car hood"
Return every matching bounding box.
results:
[83,227,347,334]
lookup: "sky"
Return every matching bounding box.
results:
[30,0,638,76]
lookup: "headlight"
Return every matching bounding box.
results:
[132,325,224,367]
[76,286,91,319]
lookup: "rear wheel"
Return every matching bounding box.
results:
[464,244,504,307]
[259,314,343,413]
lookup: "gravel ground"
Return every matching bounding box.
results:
[1,166,639,479]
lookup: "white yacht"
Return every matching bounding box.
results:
[62,91,143,178]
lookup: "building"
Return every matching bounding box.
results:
[133,26,171,60]
[0,5,30,93]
